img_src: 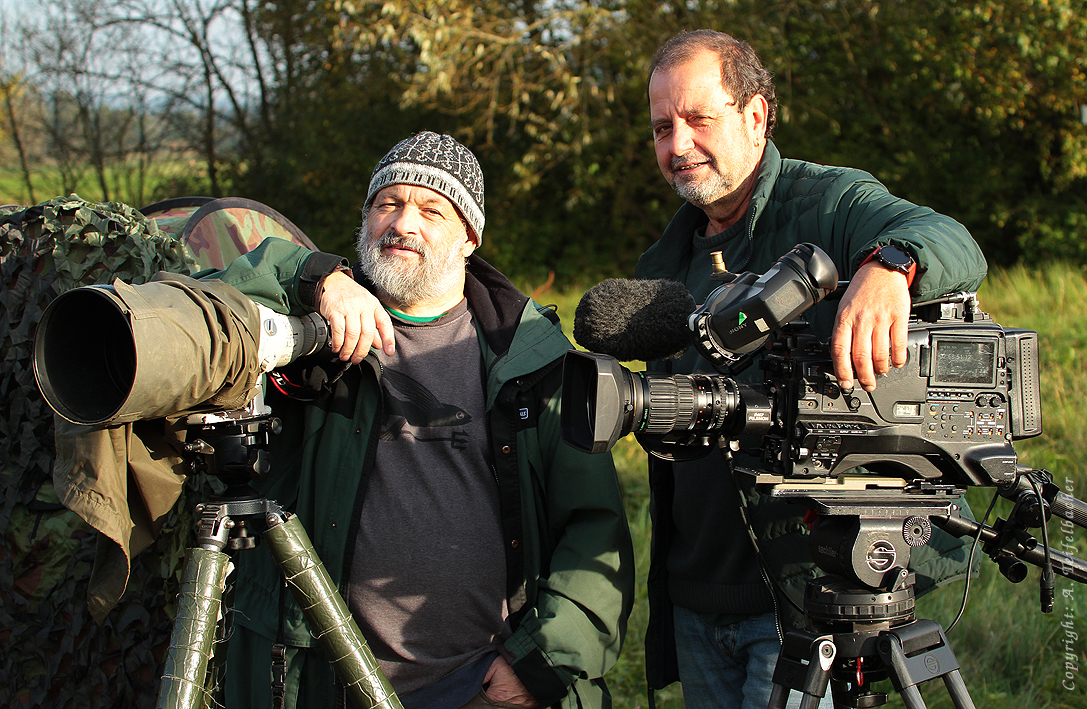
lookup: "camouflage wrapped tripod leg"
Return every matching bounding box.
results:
[264,513,403,709]
[156,548,232,709]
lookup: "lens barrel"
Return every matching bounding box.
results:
[34,286,139,426]
[561,350,755,454]
[34,276,264,426]
[635,372,741,436]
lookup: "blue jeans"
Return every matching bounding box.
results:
[673,606,833,709]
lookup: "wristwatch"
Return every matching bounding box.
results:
[860,244,917,286]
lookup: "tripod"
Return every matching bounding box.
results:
[768,571,973,709]
[764,472,1087,709]
[765,489,977,709]
[155,393,403,709]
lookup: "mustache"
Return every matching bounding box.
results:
[374,230,428,256]
[670,151,715,172]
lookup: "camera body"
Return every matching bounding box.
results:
[756,294,1041,488]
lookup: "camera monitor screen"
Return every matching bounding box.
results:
[930,336,998,387]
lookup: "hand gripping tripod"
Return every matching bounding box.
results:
[155,390,404,709]
[764,479,1087,709]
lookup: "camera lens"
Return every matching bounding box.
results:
[633,372,741,436]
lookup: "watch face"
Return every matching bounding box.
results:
[877,245,914,271]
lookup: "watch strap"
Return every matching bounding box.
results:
[860,245,917,288]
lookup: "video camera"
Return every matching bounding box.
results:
[562,243,1042,490]
[563,243,1087,606]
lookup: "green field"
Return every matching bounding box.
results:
[532,262,1087,708]
[0,158,203,209]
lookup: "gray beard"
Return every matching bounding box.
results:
[670,157,730,207]
[355,220,466,309]
[673,173,729,206]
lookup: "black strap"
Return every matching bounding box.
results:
[271,581,288,709]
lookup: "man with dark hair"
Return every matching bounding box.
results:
[637,30,987,708]
[214,131,634,709]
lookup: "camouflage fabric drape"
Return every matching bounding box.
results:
[0,194,205,708]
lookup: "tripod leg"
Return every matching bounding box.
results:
[828,678,850,709]
[769,633,834,709]
[898,684,929,709]
[157,548,232,709]
[263,513,403,709]
[768,683,790,709]
[942,670,977,709]
[879,621,977,709]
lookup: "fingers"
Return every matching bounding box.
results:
[482,656,539,707]
[831,263,912,392]
[889,311,909,369]
[339,309,368,364]
[372,308,396,356]
[830,321,855,391]
[833,309,899,392]
[317,271,395,364]
[853,324,881,392]
[327,310,347,353]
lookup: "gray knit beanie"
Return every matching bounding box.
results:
[363,131,486,244]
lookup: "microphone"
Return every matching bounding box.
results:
[573,278,695,362]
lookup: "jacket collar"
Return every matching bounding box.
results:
[464,254,529,357]
[464,255,572,406]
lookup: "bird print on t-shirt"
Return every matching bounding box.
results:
[380,367,471,448]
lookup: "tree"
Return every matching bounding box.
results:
[0,72,36,205]
[755,0,1087,265]
[326,0,1087,277]
[5,0,1085,276]
[103,0,281,198]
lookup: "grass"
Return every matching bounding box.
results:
[0,156,207,209]
[528,262,1087,708]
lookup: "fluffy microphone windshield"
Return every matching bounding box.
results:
[573,278,695,362]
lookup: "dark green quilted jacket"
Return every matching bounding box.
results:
[635,141,987,692]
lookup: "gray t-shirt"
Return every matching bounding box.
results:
[348,299,508,697]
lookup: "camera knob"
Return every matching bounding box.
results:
[902,516,933,547]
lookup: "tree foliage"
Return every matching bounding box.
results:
[229,0,1084,280]
[765,0,1087,265]
[7,0,1084,280]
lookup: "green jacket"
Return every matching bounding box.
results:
[209,239,635,709]
[634,141,987,691]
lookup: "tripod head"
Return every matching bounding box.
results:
[184,386,281,491]
[179,380,289,553]
[750,471,1087,609]
[757,474,1087,709]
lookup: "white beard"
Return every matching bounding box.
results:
[670,154,731,207]
[355,219,466,309]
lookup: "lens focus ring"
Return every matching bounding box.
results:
[643,377,681,433]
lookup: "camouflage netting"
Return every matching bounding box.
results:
[0,195,208,708]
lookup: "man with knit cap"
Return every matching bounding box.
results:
[215,131,634,709]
